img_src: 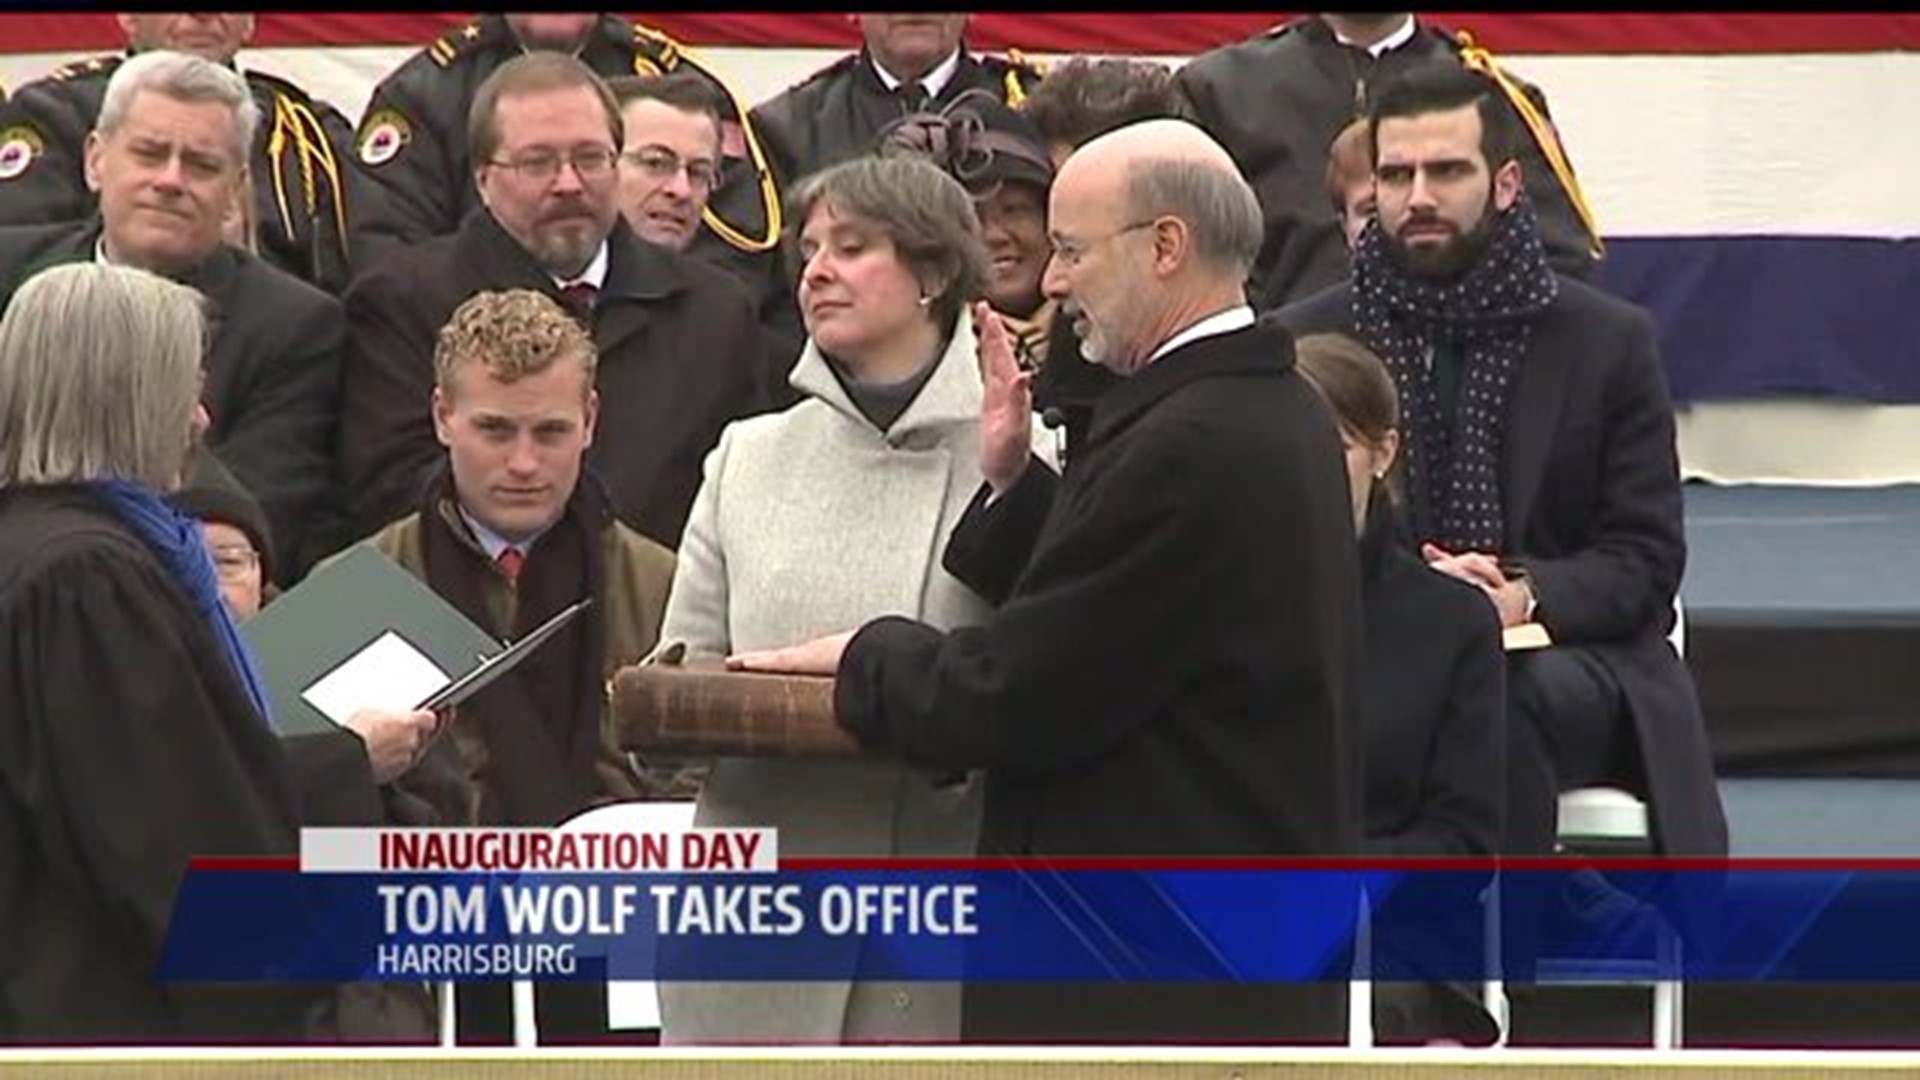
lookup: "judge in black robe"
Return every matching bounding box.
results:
[0,486,335,1042]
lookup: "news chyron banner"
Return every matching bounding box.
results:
[159,826,1920,984]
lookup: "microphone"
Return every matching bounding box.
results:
[1041,407,1067,430]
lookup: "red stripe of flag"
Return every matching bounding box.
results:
[5,14,1920,56]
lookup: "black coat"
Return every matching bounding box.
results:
[346,12,781,291]
[1176,16,1599,311]
[749,47,1043,192]
[1271,278,1729,857]
[1360,508,1506,857]
[0,486,330,1041]
[0,55,363,294]
[836,323,1363,1044]
[0,221,343,581]
[336,211,769,551]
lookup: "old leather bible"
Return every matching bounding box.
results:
[610,653,860,758]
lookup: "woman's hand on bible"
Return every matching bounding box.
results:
[725,630,855,677]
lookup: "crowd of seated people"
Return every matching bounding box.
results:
[0,11,1719,1049]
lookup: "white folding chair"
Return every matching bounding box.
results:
[1489,594,1691,1049]
[1347,885,1374,1048]
[1552,786,1685,1049]
[444,800,698,1048]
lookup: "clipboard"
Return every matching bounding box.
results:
[417,598,594,711]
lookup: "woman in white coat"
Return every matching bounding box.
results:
[657,154,1020,1045]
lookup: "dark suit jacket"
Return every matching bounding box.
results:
[1176,16,1598,311]
[837,322,1363,1044]
[336,211,770,550]
[1271,278,1728,856]
[0,221,342,580]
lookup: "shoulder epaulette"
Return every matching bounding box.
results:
[631,20,683,75]
[1451,28,1605,259]
[786,52,861,95]
[244,67,314,105]
[50,54,123,82]
[979,49,1045,109]
[427,19,486,69]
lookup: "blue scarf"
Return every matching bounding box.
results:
[92,477,276,728]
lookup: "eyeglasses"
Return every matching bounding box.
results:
[487,146,618,184]
[1048,219,1160,267]
[620,148,721,194]
[208,543,259,581]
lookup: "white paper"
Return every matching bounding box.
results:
[301,630,452,725]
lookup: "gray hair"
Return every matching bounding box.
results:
[1122,157,1263,277]
[787,154,987,333]
[97,50,259,166]
[0,263,208,489]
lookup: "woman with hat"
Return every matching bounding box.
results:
[878,91,1117,461]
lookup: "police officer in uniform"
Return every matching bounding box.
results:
[751,14,1044,192]
[0,13,362,295]
[348,12,781,295]
[1177,13,1604,311]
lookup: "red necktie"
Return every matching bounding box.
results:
[558,282,597,320]
[496,547,526,585]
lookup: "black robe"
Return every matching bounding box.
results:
[0,486,332,1042]
[835,323,1363,1044]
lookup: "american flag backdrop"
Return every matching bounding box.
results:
[4,13,1917,406]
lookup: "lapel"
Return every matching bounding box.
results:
[1500,294,1575,551]
[595,223,682,356]
[180,241,240,310]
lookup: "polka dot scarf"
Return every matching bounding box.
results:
[1349,195,1559,555]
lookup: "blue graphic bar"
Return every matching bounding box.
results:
[157,865,1920,983]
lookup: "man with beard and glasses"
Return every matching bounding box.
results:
[334,52,770,557]
[1271,63,1726,873]
[347,12,781,293]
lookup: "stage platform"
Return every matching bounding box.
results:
[3,1047,1920,1079]
[1681,484,1920,776]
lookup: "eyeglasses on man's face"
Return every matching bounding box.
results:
[1047,218,1160,268]
[621,147,721,195]
[488,145,619,184]
[208,543,259,580]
